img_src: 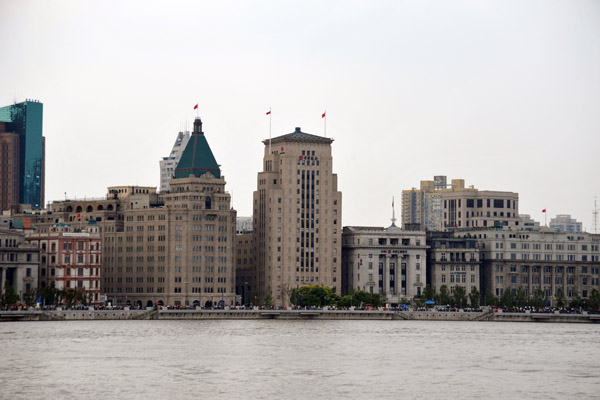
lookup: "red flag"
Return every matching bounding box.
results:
[322,111,326,118]
[77,213,81,218]
[194,104,198,110]
[542,209,546,213]
[266,110,271,115]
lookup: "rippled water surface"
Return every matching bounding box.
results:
[1,320,599,399]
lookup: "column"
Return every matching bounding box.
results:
[385,255,391,296]
[0,267,6,295]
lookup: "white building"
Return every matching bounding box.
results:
[342,225,428,305]
[550,214,583,233]
[159,131,190,193]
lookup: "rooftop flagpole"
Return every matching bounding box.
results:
[267,107,272,153]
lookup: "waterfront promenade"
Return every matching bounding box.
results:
[2,308,599,323]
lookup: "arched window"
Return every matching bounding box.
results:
[205,196,212,210]
[76,206,82,213]
[86,205,93,212]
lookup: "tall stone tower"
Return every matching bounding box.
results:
[253,127,342,307]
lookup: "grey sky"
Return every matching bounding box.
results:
[1,0,599,230]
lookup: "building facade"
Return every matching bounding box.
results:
[342,225,427,304]
[426,232,480,298]
[159,130,190,193]
[0,100,45,210]
[26,221,102,304]
[456,228,600,304]
[235,233,256,306]
[253,127,342,307]
[12,118,237,308]
[402,176,520,231]
[0,228,39,301]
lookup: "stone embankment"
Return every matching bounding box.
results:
[1,308,598,323]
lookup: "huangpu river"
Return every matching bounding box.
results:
[1,320,599,399]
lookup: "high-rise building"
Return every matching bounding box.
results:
[253,127,342,307]
[0,100,45,210]
[549,214,583,233]
[159,131,190,193]
[402,176,520,231]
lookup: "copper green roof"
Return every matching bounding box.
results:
[174,118,221,179]
[265,127,333,145]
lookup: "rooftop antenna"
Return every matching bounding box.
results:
[593,196,599,234]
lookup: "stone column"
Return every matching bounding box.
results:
[0,266,6,295]
[385,254,391,297]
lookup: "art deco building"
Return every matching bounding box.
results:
[12,118,236,308]
[253,127,342,307]
[455,228,600,303]
[0,100,45,211]
[402,176,520,231]
[342,224,428,304]
[26,221,102,304]
[159,130,190,193]
[235,233,256,306]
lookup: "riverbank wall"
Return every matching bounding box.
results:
[2,309,599,323]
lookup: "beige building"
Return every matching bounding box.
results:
[253,127,342,307]
[402,176,520,231]
[456,228,600,304]
[12,118,237,308]
[342,225,428,304]
[426,232,480,298]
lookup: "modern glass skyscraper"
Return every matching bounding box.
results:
[0,100,44,209]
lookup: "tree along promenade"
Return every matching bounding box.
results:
[1,308,599,323]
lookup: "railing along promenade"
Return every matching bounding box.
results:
[1,308,599,323]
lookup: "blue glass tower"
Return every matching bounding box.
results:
[0,100,44,208]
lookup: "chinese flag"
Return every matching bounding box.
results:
[266,110,271,115]
[77,213,81,218]
[542,209,546,213]
[194,104,198,110]
[322,111,326,118]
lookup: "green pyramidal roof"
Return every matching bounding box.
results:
[174,118,221,179]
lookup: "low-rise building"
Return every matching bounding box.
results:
[550,214,583,233]
[342,224,428,305]
[26,220,102,304]
[455,228,600,304]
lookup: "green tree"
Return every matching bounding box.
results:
[263,288,274,308]
[514,287,527,308]
[22,288,37,307]
[484,291,497,307]
[569,293,582,309]
[439,285,450,306]
[453,286,467,308]
[499,289,514,308]
[530,289,545,309]
[555,288,565,308]
[469,286,481,308]
[1,283,19,308]
[422,285,436,302]
[587,289,600,310]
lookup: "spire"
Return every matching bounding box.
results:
[174,118,221,179]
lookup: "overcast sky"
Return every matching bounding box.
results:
[1,0,599,231]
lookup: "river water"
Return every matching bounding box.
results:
[0,320,598,399]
